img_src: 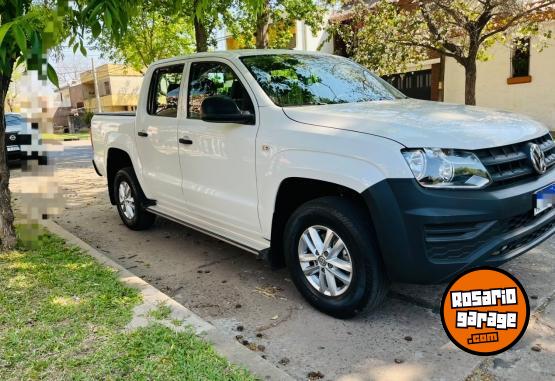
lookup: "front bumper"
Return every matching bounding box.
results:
[362,173,555,284]
[7,145,22,161]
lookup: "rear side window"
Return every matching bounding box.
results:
[147,65,184,117]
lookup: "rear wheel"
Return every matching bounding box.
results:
[114,167,155,230]
[284,197,388,318]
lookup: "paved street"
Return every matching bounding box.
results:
[11,141,555,381]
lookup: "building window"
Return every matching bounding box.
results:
[511,38,530,78]
[104,81,111,95]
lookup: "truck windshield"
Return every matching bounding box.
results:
[5,114,23,125]
[240,54,406,107]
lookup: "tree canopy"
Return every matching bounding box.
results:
[94,2,196,73]
[228,0,330,49]
[0,0,140,250]
[328,0,555,105]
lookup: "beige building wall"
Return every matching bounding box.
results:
[109,76,143,100]
[81,64,143,112]
[444,21,555,130]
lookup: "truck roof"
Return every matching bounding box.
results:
[153,49,333,66]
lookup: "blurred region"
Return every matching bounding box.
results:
[7,70,82,242]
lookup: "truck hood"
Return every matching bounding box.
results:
[283,99,548,150]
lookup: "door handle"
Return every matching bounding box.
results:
[179,138,193,145]
[137,131,148,137]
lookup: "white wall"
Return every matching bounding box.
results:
[444,21,555,130]
[295,19,334,53]
[59,87,71,107]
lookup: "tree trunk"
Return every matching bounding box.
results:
[194,17,209,52]
[463,59,477,106]
[255,4,270,49]
[0,71,18,251]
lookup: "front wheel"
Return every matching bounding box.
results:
[284,197,388,318]
[113,167,155,230]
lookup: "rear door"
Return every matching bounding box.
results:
[135,63,185,206]
[178,58,261,237]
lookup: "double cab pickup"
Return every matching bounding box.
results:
[92,50,555,317]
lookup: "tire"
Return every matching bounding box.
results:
[113,167,155,230]
[283,196,388,318]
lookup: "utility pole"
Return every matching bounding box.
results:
[91,58,102,113]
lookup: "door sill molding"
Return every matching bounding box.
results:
[145,207,262,255]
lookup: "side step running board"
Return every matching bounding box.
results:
[145,207,262,256]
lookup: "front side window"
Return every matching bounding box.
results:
[147,65,184,117]
[187,62,254,119]
[240,54,406,107]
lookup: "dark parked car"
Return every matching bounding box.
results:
[4,113,38,165]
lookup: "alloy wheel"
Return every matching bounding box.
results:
[118,181,135,220]
[297,225,353,296]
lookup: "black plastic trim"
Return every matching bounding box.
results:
[92,159,102,176]
[361,172,555,284]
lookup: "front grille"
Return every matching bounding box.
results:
[5,132,18,145]
[475,134,555,187]
[424,211,548,262]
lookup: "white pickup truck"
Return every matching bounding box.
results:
[92,50,555,317]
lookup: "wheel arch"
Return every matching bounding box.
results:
[106,148,133,205]
[267,177,379,268]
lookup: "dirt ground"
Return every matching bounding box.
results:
[10,140,555,381]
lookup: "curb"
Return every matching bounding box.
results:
[41,219,294,381]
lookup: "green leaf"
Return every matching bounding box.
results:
[12,25,27,54]
[15,55,25,68]
[106,2,122,28]
[79,41,87,57]
[103,9,113,29]
[47,63,59,88]
[0,22,14,46]
[91,21,101,37]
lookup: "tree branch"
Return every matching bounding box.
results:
[419,3,465,58]
[480,0,555,42]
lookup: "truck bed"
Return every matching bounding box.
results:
[91,112,136,177]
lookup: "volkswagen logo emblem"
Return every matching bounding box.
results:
[8,135,16,141]
[529,143,547,174]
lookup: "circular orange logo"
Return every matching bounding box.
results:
[441,267,529,356]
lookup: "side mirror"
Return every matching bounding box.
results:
[200,96,255,125]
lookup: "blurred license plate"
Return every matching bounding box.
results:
[534,183,555,215]
[7,146,19,152]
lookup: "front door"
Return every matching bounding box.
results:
[135,64,185,206]
[178,59,261,237]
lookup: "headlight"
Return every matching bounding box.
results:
[402,148,491,189]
